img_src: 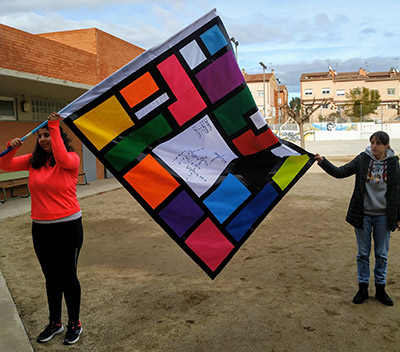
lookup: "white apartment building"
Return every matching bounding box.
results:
[300,67,400,123]
[243,69,283,124]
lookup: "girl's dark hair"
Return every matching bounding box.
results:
[30,124,74,169]
[370,131,390,146]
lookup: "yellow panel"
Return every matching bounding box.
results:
[74,96,134,150]
[272,154,309,191]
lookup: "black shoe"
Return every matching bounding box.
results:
[63,321,82,345]
[37,321,64,343]
[375,284,394,306]
[353,283,369,304]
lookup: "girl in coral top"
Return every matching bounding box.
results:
[0,113,83,345]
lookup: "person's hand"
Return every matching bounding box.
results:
[9,138,23,149]
[397,221,400,231]
[314,153,324,164]
[48,112,61,121]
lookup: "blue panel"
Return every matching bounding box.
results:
[200,25,228,55]
[226,183,278,242]
[204,173,251,223]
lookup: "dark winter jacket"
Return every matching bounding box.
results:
[319,152,400,231]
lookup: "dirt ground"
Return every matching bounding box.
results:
[2,157,400,352]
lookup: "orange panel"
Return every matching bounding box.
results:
[124,155,179,209]
[120,72,159,108]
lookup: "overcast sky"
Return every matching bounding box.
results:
[2,0,399,97]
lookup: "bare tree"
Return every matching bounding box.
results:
[280,97,329,148]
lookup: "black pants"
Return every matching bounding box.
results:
[32,217,83,323]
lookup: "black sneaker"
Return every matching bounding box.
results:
[37,321,64,343]
[63,321,82,345]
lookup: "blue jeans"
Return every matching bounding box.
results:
[354,215,391,285]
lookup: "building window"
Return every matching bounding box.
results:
[352,88,361,94]
[31,99,66,121]
[322,104,329,109]
[304,89,313,96]
[336,89,345,96]
[0,97,17,121]
[257,90,264,97]
[387,88,396,96]
[322,88,330,95]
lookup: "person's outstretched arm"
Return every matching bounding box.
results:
[314,153,359,179]
[0,138,30,171]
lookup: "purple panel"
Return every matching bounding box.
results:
[196,50,244,103]
[159,191,205,238]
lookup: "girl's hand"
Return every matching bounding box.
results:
[48,112,61,121]
[314,153,324,164]
[9,138,23,149]
[397,221,400,231]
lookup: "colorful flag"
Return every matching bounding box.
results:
[60,9,314,279]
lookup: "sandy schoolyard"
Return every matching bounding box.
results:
[1,157,400,351]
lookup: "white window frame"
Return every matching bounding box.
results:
[321,88,330,95]
[336,89,345,96]
[0,97,17,121]
[387,88,396,96]
[304,89,313,96]
[257,90,264,97]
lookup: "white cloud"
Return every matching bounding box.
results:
[0,13,84,33]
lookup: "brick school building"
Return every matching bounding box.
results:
[0,24,144,192]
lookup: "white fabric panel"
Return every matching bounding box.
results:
[179,40,207,69]
[249,110,267,129]
[135,93,169,119]
[153,115,238,197]
[271,144,301,158]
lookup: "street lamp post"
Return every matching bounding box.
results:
[230,37,239,62]
[259,61,267,119]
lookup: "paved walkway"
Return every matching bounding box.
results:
[0,178,122,352]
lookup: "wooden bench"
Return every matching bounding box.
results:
[78,172,88,185]
[0,171,30,203]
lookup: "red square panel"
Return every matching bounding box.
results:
[185,218,234,272]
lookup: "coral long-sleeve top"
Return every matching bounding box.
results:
[0,120,81,220]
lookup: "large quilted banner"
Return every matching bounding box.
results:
[60,9,314,279]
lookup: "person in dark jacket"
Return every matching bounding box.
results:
[315,131,400,306]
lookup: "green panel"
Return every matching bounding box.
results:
[213,87,256,136]
[0,171,29,181]
[105,114,172,171]
[272,154,309,191]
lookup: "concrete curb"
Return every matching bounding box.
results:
[0,272,34,352]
